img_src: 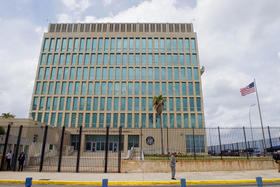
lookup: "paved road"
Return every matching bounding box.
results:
[1,183,280,186]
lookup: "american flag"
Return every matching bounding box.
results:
[240,82,255,96]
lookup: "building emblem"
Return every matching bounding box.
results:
[146,136,155,145]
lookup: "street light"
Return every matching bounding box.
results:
[249,104,256,148]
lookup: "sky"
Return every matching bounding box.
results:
[0,0,279,128]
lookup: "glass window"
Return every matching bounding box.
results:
[99,113,104,128]
[169,114,174,128]
[148,68,153,80]
[148,54,152,66]
[62,38,66,52]
[127,114,132,128]
[50,113,56,126]
[38,68,44,80]
[154,38,158,52]
[181,68,186,80]
[141,114,146,128]
[190,97,194,111]
[169,98,174,111]
[185,38,190,52]
[59,97,65,111]
[148,38,152,52]
[196,97,201,111]
[160,38,165,51]
[135,82,139,95]
[46,97,51,110]
[96,68,101,80]
[98,38,103,51]
[135,68,140,80]
[35,82,41,94]
[94,82,100,95]
[167,54,172,66]
[166,38,171,52]
[191,113,196,128]
[72,54,77,65]
[141,54,146,65]
[148,113,153,128]
[114,82,119,95]
[172,38,177,51]
[122,68,127,80]
[179,38,183,52]
[128,82,133,95]
[128,68,133,80]
[66,97,71,111]
[74,82,79,95]
[114,97,119,111]
[67,82,73,94]
[104,38,109,51]
[71,113,76,127]
[141,38,146,52]
[86,97,92,111]
[160,54,165,66]
[162,82,166,95]
[168,82,173,95]
[91,54,96,65]
[121,97,126,111]
[49,38,55,51]
[121,82,126,95]
[115,68,121,80]
[174,68,179,80]
[148,82,153,95]
[195,82,200,95]
[122,54,127,65]
[80,38,85,51]
[168,68,172,80]
[186,54,191,65]
[86,38,91,52]
[67,38,73,52]
[88,82,93,95]
[141,68,146,80]
[194,68,199,80]
[177,114,181,128]
[61,82,67,94]
[81,82,86,95]
[128,97,132,111]
[176,97,181,111]
[65,54,70,65]
[154,54,159,66]
[100,97,105,111]
[182,82,187,95]
[76,67,81,80]
[47,54,52,65]
[184,114,189,128]
[110,54,114,65]
[89,68,94,80]
[120,113,125,127]
[55,82,61,95]
[101,82,106,95]
[106,113,111,127]
[52,97,58,110]
[117,38,121,51]
[198,114,203,128]
[97,54,102,65]
[64,113,69,127]
[102,68,107,80]
[53,54,58,65]
[173,54,178,66]
[72,97,78,110]
[113,113,118,128]
[175,82,180,96]
[82,67,88,80]
[110,38,115,51]
[192,54,197,66]
[85,113,90,128]
[32,97,38,110]
[187,68,192,80]
[134,97,139,111]
[43,38,49,52]
[148,98,153,111]
[188,82,193,95]
[191,38,196,52]
[136,38,140,51]
[108,82,113,95]
[161,68,166,80]
[93,97,98,111]
[141,82,146,95]
[123,38,127,51]
[141,97,146,111]
[103,54,108,65]
[129,38,134,51]
[134,114,139,128]
[107,97,112,111]
[73,38,79,51]
[155,82,160,95]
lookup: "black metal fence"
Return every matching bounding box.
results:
[0,125,279,173]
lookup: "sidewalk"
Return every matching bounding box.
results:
[0,170,279,182]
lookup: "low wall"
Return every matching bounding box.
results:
[121,160,278,173]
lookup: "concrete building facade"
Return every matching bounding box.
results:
[30,23,206,154]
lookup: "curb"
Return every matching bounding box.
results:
[0,179,280,185]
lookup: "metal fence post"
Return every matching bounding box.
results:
[39,125,48,172]
[104,126,109,173]
[76,126,82,173]
[118,126,122,173]
[218,127,222,160]
[0,124,11,171]
[268,126,272,149]
[192,127,196,160]
[58,126,65,172]
[12,125,23,171]
[243,127,249,160]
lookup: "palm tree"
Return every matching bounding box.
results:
[152,94,166,155]
[0,113,15,119]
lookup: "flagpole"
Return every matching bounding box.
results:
[254,78,267,155]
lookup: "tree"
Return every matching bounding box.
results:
[152,94,166,155]
[0,113,15,119]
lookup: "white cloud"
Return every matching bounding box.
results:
[103,0,112,6]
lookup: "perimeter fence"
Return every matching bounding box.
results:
[0,124,279,173]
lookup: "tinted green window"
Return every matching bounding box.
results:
[59,97,65,110]
[179,39,183,52]
[168,68,172,80]
[107,97,112,111]
[128,68,133,80]
[43,38,49,52]
[134,97,139,111]
[32,97,38,110]
[148,114,153,128]
[141,114,146,128]
[104,38,109,51]
[161,68,166,80]
[163,114,167,128]
[198,114,203,128]
[155,83,159,95]
[166,38,171,51]
[53,54,59,65]
[141,54,146,65]
[74,82,79,95]
[191,114,195,128]
[141,68,146,80]
[154,38,158,52]
[148,54,152,66]
[50,113,56,126]
[148,98,153,111]
[129,38,134,51]
[172,38,177,51]
[141,97,146,111]
[85,113,90,128]
[62,38,66,52]
[89,68,94,80]
[127,114,132,128]
[122,54,127,65]
[96,68,101,80]
[67,82,73,94]
[44,113,49,124]
[115,68,120,80]
[176,97,181,111]
[128,97,132,111]
[168,82,173,95]
[52,97,58,110]
[141,82,146,95]
[148,68,153,80]
[66,97,71,110]
[148,82,153,95]
[135,82,139,95]
[121,97,126,111]
[190,97,194,111]
[101,82,106,95]
[194,68,199,80]
[98,38,103,51]
[174,68,179,80]
[191,39,196,52]
[195,82,200,95]
[135,68,140,80]
[177,114,181,128]
[184,114,189,128]
[73,38,79,51]
[123,38,127,51]
[169,98,174,111]
[77,113,83,127]
[120,113,125,127]
[108,82,113,95]
[55,82,61,95]
[134,114,139,128]
[192,54,197,66]
[128,82,133,95]
[92,113,97,127]
[47,54,52,65]
[72,97,78,110]
[72,54,77,65]
[160,54,165,65]
[148,38,152,52]
[114,82,119,95]
[94,82,100,95]
[93,97,98,111]
[80,38,85,51]
[86,38,91,51]
[185,38,190,52]
[114,97,119,111]
[141,38,146,52]
[110,54,114,65]
[117,38,121,51]
[46,97,51,110]
[110,38,115,51]
[102,68,107,80]
[88,82,93,95]
[121,82,126,95]
[160,38,165,51]
[97,54,102,65]
[169,114,174,128]
[100,97,105,111]
[67,38,73,52]
[136,38,140,51]
[122,68,127,80]
[61,82,67,94]
[71,113,76,128]
[106,113,111,127]
[187,68,192,80]
[116,54,121,65]
[35,82,41,94]
[188,82,193,95]
[81,82,86,95]
[49,38,55,51]
[64,113,69,127]
[186,54,191,65]
[113,113,118,128]
[86,97,91,111]
[162,82,166,95]
[182,83,187,95]
[91,54,96,65]
[155,68,159,80]
[196,97,201,111]
[38,68,44,79]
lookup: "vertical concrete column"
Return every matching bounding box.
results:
[124,135,128,153]
[80,133,86,152]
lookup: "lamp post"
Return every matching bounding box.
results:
[249,104,256,148]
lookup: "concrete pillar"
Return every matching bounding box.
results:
[124,135,128,153]
[80,134,86,153]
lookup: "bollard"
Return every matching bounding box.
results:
[102,179,108,187]
[256,177,263,187]
[180,178,186,187]
[25,177,32,187]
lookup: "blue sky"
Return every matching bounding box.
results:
[0,0,280,128]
